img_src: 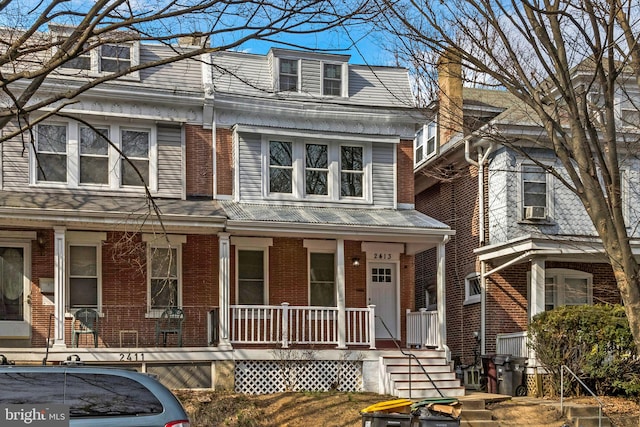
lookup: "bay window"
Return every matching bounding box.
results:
[33,121,156,191]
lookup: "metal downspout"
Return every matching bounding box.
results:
[464,138,494,356]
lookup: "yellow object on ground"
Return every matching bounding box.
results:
[360,399,413,414]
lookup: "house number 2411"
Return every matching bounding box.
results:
[373,253,392,260]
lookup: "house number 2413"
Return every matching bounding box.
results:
[373,253,392,260]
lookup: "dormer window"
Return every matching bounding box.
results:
[323,63,342,96]
[415,120,437,166]
[279,59,299,92]
[100,44,131,73]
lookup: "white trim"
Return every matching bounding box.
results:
[239,124,399,144]
[66,243,102,311]
[66,231,107,244]
[0,242,32,339]
[142,233,187,246]
[303,239,336,251]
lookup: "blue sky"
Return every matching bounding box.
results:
[237,25,397,67]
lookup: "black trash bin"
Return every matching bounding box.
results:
[412,410,460,427]
[361,412,412,427]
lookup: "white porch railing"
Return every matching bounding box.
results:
[496,331,528,358]
[230,303,375,348]
[406,308,440,348]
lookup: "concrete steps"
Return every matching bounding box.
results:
[459,399,496,427]
[563,404,611,427]
[381,351,465,398]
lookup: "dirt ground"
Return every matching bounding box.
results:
[173,390,640,427]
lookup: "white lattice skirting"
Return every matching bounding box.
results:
[235,360,364,394]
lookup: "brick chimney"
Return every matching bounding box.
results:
[437,48,464,145]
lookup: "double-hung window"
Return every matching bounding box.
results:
[121,129,150,187]
[305,143,329,196]
[237,250,266,305]
[66,231,105,312]
[279,58,298,92]
[340,145,363,198]
[522,164,548,220]
[68,246,99,308]
[144,235,184,315]
[36,124,68,183]
[80,126,109,184]
[309,252,335,306]
[415,121,437,166]
[269,141,293,193]
[323,63,342,96]
[100,44,131,73]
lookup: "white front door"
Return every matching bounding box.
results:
[369,263,398,339]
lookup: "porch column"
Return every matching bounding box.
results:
[530,258,546,319]
[436,236,449,350]
[53,227,66,348]
[218,232,232,350]
[336,239,346,349]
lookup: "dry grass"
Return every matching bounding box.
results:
[174,390,640,427]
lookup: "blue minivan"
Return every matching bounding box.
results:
[0,365,190,427]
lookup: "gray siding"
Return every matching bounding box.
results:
[156,125,183,199]
[137,45,202,93]
[2,129,29,190]
[371,143,395,208]
[237,133,263,201]
[301,59,320,95]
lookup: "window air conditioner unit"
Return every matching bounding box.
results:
[525,206,547,220]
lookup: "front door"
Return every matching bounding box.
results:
[0,245,30,338]
[369,263,398,340]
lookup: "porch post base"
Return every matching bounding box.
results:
[216,340,233,351]
[52,341,67,349]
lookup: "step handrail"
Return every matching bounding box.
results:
[560,365,603,427]
[377,315,445,398]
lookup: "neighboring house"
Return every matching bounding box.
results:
[0,30,461,396]
[414,54,624,379]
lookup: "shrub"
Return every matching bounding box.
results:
[528,304,640,396]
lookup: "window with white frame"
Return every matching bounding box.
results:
[309,252,335,306]
[237,250,266,305]
[79,126,109,184]
[149,246,179,310]
[522,164,548,220]
[323,63,342,96]
[464,272,481,304]
[279,58,298,92]
[269,141,293,194]
[68,245,99,309]
[33,121,156,191]
[121,129,150,187]
[36,123,68,183]
[544,269,592,311]
[415,121,437,166]
[341,146,364,198]
[306,143,329,196]
[59,39,139,77]
[265,138,371,202]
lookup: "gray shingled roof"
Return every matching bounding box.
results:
[222,202,450,231]
[0,191,226,222]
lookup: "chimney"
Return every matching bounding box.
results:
[437,48,464,145]
[178,35,204,47]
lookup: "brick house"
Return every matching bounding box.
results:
[0,31,462,396]
[414,54,624,381]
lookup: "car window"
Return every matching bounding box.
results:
[64,373,164,417]
[0,372,65,404]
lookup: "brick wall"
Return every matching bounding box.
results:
[216,127,233,196]
[415,164,481,364]
[185,124,213,197]
[397,139,414,205]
